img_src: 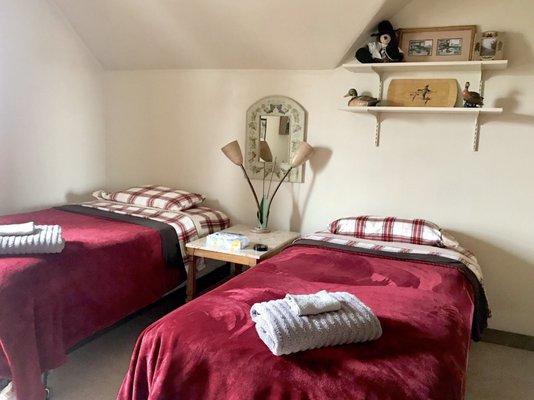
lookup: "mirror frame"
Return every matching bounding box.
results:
[245,95,307,183]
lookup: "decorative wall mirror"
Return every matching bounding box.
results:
[245,96,307,183]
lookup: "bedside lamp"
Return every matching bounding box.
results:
[221,140,261,210]
[221,140,314,233]
[268,142,314,203]
[290,142,314,168]
[258,140,273,162]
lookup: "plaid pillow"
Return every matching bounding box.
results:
[328,216,445,247]
[95,185,205,212]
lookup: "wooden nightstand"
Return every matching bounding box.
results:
[185,225,299,301]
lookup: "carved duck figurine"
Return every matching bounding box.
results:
[462,82,484,108]
[344,88,379,107]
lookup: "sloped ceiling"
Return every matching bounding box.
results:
[51,0,411,70]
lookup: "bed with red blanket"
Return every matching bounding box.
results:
[0,202,229,400]
[118,232,488,400]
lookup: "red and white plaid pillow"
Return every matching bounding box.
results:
[94,185,205,212]
[328,216,445,247]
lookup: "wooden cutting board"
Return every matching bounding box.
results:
[387,79,458,107]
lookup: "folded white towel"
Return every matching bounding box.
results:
[250,292,382,356]
[0,225,64,255]
[285,290,341,316]
[0,382,15,400]
[0,222,35,236]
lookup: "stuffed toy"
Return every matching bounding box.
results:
[355,21,404,63]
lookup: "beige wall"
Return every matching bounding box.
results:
[0,0,106,213]
[50,0,410,70]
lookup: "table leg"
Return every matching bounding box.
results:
[234,263,244,275]
[186,256,198,302]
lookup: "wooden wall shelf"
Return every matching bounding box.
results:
[341,60,509,151]
[339,106,503,115]
[342,60,508,74]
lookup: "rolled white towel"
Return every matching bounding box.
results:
[0,225,64,255]
[285,290,341,316]
[0,222,35,236]
[250,292,382,356]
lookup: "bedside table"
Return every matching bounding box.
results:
[185,224,299,301]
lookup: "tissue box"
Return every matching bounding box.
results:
[206,232,250,251]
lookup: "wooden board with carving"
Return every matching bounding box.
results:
[386,79,458,107]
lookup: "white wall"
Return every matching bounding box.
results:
[104,0,534,336]
[0,0,105,213]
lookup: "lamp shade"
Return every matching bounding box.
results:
[290,142,314,167]
[258,140,273,162]
[221,140,243,165]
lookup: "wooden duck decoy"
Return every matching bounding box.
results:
[462,82,484,108]
[344,88,379,107]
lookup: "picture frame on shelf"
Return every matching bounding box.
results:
[408,39,433,56]
[399,25,476,62]
[472,31,505,60]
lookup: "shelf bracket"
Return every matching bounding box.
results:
[478,65,486,98]
[370,111,381,147]
[374,69,384,147]
[473,111,481,151]
[372,69,384,101]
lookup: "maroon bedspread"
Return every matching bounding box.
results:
[118,242,478,400]
[0,209,185,400]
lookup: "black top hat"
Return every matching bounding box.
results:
[371,21,396,37]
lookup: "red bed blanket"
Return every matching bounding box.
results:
[0,209,185,400]
[118,241,486,400]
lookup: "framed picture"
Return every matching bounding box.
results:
[408,39,433,56]
[399,25,476,62]
[437,38,462,56]
[472,31,505,60]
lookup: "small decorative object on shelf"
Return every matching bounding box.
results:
[355,21,404,63]
[387,79,458,107]
[344,89,379,106]
[221,140,314,233]
[399,25,476,62]
[462,82,484,108]
[473,31,505,60]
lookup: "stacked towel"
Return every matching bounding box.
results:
[250,291,382,356]
[0,225,65,255]
[0,382,15,400]
[285,290,341,316]
[0,222,35,236]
